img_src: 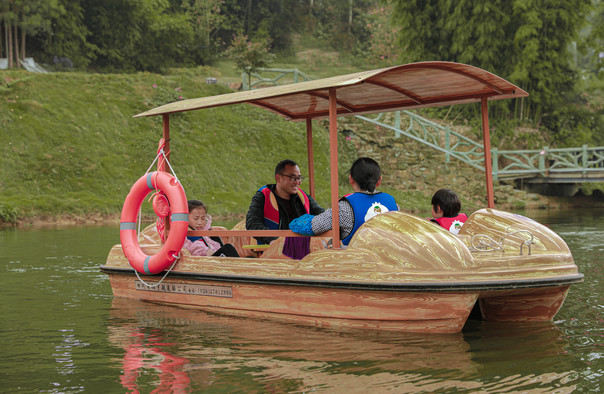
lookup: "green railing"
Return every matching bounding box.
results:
[357,111,486,171]
[242,68,312,90]
[246,69,604,181]
[492,146,604,179]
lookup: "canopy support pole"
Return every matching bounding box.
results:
[329,89,341,249]
[162,114,170,165]
[162,114,171,235]
[481,98,495,208]
[306,118,316,199]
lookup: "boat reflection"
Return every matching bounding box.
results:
[108,298,579,392]
[109,325,193,393]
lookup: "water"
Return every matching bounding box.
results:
[1,210,602,393]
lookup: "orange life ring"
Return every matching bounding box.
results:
[120,171,188,274]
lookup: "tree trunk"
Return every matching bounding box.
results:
[7,23,13,68]
[244,0,252,35]
[13,24,19,67]
[348,0,353,26]
[21,28,25,61]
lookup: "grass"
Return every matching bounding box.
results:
[0,63,369,223]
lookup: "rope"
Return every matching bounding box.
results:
[137,139,183,243]
[155,138,167,242]
[133,254,180,288]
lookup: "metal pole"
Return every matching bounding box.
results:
[329,89,341,249]
[481,98,495,208]
[491,147,498,181]
[162,114,170,165]
[162,114,171,235]
[306,118,316,199]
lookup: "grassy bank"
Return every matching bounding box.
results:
[4,62,411,226]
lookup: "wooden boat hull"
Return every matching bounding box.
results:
[106,272,478,333]
[478,285,570,321]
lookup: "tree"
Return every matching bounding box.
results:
[389,0,593,125]
[224,33,275,89]
[218,0,298,52]
[304,0,374,52]
[81,0,197,72]
[0,0,60,68]
[28,0,95,69]
[181,0,225,63]
[363,2,401,66]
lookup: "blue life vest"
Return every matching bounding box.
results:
[341,192,398,245]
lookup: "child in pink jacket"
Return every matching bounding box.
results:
[184,200,238,257]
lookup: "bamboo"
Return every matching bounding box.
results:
[6,23,12,68]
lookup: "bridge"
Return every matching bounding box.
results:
[246,69,604,193]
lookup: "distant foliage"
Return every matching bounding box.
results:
[389,0,603,147]
[362,3,402,66]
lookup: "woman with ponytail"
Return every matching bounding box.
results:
[290,157,398,248]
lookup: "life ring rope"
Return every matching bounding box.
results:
[133,252,179,288]
[138,146,182,242]
[144,144,180,185]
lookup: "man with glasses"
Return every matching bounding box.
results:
[246,159,324,245]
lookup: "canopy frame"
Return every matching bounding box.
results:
[145,62,528,248]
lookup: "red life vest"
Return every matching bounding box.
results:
[260,186,310,230]
[435,213,468,235]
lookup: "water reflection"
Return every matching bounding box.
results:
[109,326,192,393]
[109,298,582,392]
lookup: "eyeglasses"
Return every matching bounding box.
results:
[279,173,304,182]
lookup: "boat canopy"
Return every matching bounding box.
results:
[134,61,528,120]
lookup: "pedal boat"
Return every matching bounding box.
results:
[101,62,583,333]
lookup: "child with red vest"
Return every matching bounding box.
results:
[429,189,468,235]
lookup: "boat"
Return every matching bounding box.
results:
[101,61,583,333]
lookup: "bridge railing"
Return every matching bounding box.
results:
[493,145,604,179]
[357,113,604,180]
